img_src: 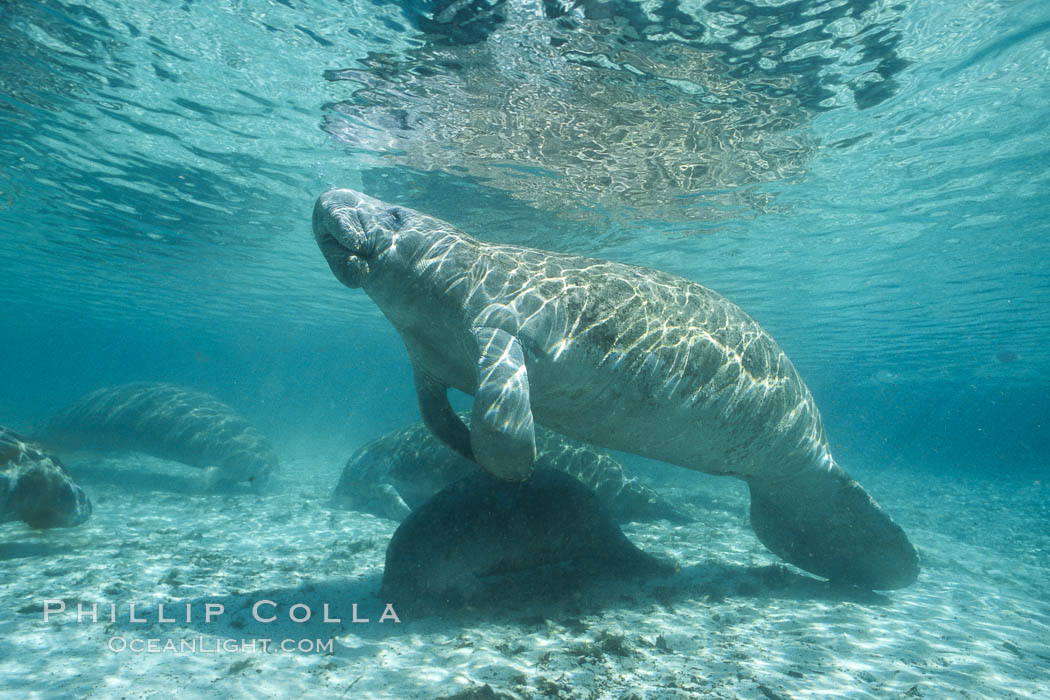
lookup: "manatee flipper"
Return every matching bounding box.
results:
[470,326,536,481]
[373,483,413,520]
[412,363,474,461]
[747,467,920,590]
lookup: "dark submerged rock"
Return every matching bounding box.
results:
[380,469,674,614]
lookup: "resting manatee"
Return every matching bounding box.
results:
[380,469,674,613]
[37,382,277,490]
[313,188,920,590]
[333,416,690,523]
[1,426,92,529]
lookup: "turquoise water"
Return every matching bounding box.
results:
[1,1,1049,696]
[3,0,1046,475]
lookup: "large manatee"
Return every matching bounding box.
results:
[313,188,919,590]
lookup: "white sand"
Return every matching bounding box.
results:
[1,450,1047,699]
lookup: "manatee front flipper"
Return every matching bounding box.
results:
[470,327,536,481]
[412,364,474,462]
[747,465,919,590]
[373,483,413,520]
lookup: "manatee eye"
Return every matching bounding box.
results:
[388,207,407,228]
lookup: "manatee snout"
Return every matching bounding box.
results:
[314,188,415,290]
[313,188,374,288]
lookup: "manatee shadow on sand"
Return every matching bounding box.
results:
[403,561,893,630]
[661,561,893,607]
[417,560,891,628]
[108,561,892,651]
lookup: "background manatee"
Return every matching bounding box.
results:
[37,382,278,490]
[333,417,690,524]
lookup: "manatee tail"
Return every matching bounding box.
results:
[747,465,919,590]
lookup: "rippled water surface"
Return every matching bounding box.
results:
[3,0,1046,381]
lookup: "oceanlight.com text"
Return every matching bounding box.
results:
[108,636,335,654]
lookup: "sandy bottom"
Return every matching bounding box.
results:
[1,447,1047,699]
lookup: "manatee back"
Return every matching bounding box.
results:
[479,246,828,479]
[39,382,277,486]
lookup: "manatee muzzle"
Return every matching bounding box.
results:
[313,192,372,288]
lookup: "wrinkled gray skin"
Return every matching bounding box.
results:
[1,426,92,529]
[313,188,920,590]
[381,469,675,613]
[37,382,277,490]
[333,416,690,524]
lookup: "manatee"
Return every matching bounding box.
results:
[380,469,674,612]
[335,417,690,524]
[313,188,920,590]
[1,426,92,529]
[37,382,277,490]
